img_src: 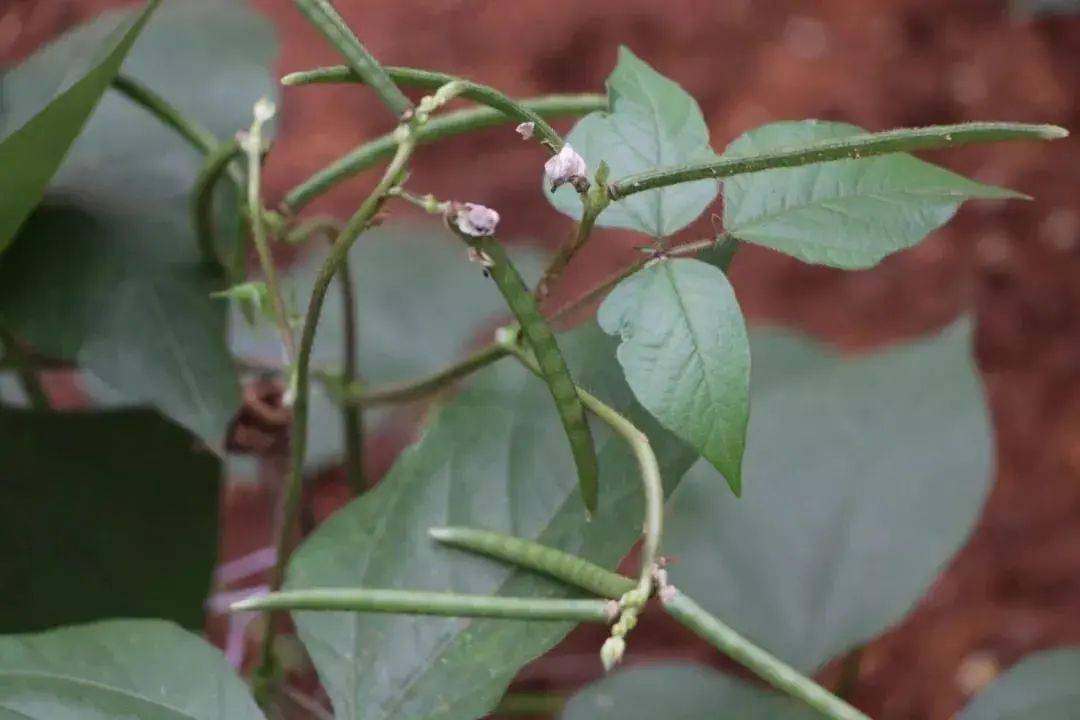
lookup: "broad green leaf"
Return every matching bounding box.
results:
[548,47,718,237]
[0,1,159,253]
[0,0,278,448]
[722,120,1021,268]
[959,648,1080,720]
[0,408,220,632]
[0,620,265,719]
[230,223,547,470]
[665,321,993,672]
[598,257,749,493]
[562,662,817,720]
[284,323,697,720]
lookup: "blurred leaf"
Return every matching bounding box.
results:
[230,223,547,470]
[0,408,220,632]
[562,662,817,720]
[548,46,718,237]
[0,0,278,448]
[0,619,264,719]
[0,1,159,253]
[665,321,993,671]
[722,120,1020,268]
[959,648,1080,720]
[598,258,749,493]
[284,323,697,720]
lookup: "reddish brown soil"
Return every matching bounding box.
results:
[4,1,1079,718]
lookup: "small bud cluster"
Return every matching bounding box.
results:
[450,202,500,237]
[544,144,589,193]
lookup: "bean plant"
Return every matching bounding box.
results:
[0,1,1073,719]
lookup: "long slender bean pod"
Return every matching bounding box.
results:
[662,589,870,720]
[233,588,615,623]
[282,94,604,212]
[112,73,218,155]
[611,122,1067,198]
[291,0,413,119]
[464,234,599,514]
[429,526,634,599]
[282,65,570,151]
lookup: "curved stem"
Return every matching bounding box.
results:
[243,112,296,364]
[112,74,220,155]
[257,137,416,682]
[610,122,1067,198]
[282,94,604,212]
[429,526,635,599]
[662,589,870,720]
[536,168,611,300]
[291,0,412,119]
[326,343,509,406]
[283,65,571,151]
[501,340,663,602]
[233,588,615,623]
[0,327,49,410]
[191,139,243,268]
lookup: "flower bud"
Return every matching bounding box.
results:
[544,143,587,192]
[254,97,276,124]
[453,203,500,237]
[515,121,535,140]
[600,636,626,672]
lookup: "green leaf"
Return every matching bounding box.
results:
[665,321,993,672]
[0,0,278,448]
[0,619,265,719]
[547,47,718,238]
[230,224,548,470]
[0,1,159,254]
[959,648,1080,720]
[722,120,1021,268]
[284,323,697,720]
[597,257,749,493]
[0,408,220,632]
[562,662,817,720]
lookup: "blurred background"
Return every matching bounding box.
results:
[3,1,1078,718]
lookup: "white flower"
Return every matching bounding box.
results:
[454,203,500,237]
[544,143,587,191]
[515,121,535,140]
[253,97,276,123]
[600,636,626,672]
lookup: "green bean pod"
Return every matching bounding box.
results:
[430,526,634,599]
[471,235,600,513]
[291,0,413,119]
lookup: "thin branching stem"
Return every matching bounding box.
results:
[337,246,366,494]
[283,65,572,150]
[256,137,416,690]
[610,122,1067,198]
[111,73,219,155]
[662,589,871,720]
[234,588,615,622]
[242,107,296,364]
[282,94,604,212]
[191,139,243,268]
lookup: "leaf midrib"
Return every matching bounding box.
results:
[0,670,203,720]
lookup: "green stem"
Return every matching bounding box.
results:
[662,589,870,720]
[282,94,604,212]
[429,527,635,599]
[191,139,243,268]
[257,136,416,685]
[0,328,49,410]
[327,343,509,406]
[112,74,218,155]
[243,108,296,364]
[501,340,663,603]
[291,0,413,119]
[233,588,615,623]
[535,166,611,300]
[283,65,570,151]
[337,248,366,494]
[610,122,1067,199]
